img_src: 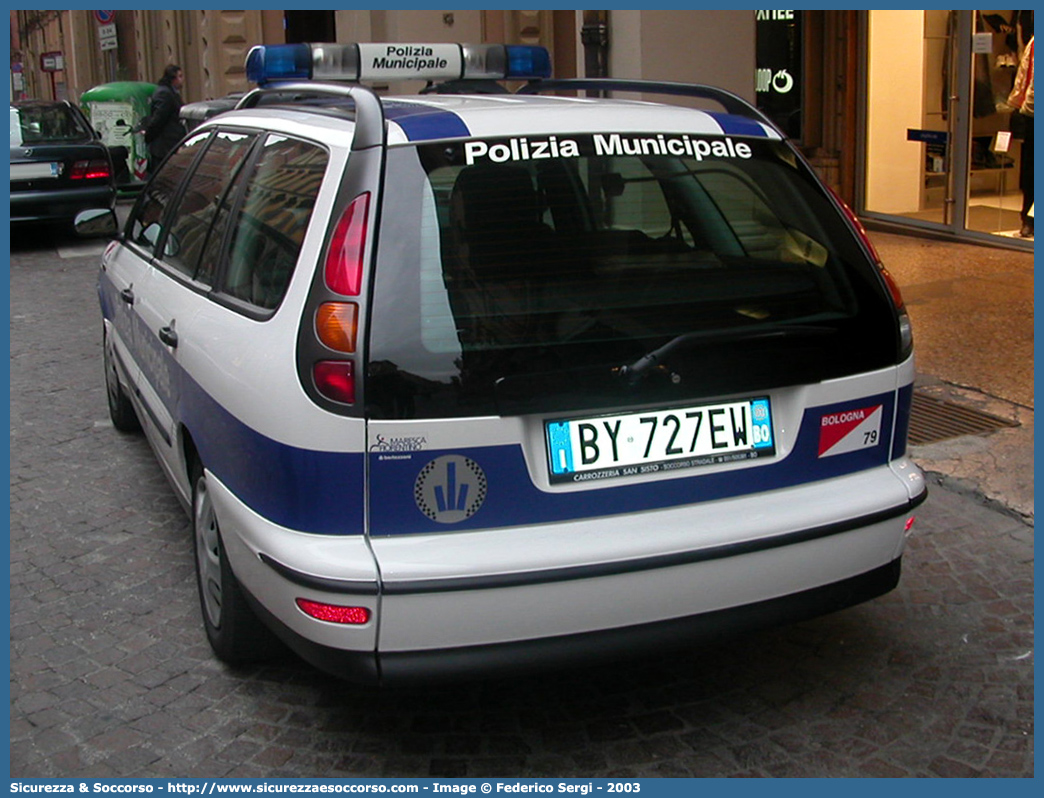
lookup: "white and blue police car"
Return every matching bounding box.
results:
[89,42,926,683]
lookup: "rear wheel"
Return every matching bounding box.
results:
[103,328,140,432]
[191,460,278,664]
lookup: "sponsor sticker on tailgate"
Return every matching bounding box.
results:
[818,405,883,458]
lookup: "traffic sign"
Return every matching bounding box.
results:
[94,10,115,25]
[40,51,64,72]
[97,21,118,51]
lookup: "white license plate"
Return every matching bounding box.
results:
[11,162,59,181]
[546,397,775,483]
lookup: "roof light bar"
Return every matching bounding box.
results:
[504,45,552,80]
[245,43,313,83]
[246,43,551,86]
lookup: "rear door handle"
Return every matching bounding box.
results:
[120,287,134,305]
[158,324,178,349]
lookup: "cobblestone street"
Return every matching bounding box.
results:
[9,229,1034,778]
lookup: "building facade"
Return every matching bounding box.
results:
[9,9,1032,249]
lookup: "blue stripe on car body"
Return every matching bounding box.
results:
[382,101,471,141]
[122,327,907,536]
[707,112,772,137]
[367,391,903,536]
[176,367,367,538]
[381,102,771,144]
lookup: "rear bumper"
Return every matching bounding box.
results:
[250,555,905,686]
[209,466,925,685]
[10,184,115,222]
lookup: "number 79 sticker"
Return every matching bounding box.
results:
[818,405,883,458]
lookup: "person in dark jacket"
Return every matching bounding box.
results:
[140,65,186,171]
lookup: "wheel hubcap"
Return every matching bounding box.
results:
[194,476,223,628]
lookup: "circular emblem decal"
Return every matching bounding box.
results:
[414,455,487,524]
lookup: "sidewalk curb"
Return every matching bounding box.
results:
[909,379,1034,526]
[915,468,1033,526]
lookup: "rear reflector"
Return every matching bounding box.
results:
[296,598,370,625]
[313,360,355,404]
[325,192,370,296]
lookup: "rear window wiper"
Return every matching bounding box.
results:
[617,324,835,385]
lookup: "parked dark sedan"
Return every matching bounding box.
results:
[10,100,116,227]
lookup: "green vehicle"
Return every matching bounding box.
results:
[80,81,155,190]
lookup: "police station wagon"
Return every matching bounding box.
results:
[90,42,926,684]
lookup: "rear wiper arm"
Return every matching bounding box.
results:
[617,324,835,386]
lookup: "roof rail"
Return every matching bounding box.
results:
[516,79,778,131]
[234,82,386,152]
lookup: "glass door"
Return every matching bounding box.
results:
[864,10,959,227]
[862,10,1033,246]
[966,10,1033,239]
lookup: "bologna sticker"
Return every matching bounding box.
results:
[818,405,883,458]
[414,455,488,524]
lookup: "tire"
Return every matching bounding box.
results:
[103,328,140,432]
[191,460,278,665]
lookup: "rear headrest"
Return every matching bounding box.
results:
[450,164,540,234]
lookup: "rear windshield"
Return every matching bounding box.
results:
[368,133,898,419]
[10,104,91,145]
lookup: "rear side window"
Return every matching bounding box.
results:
[160,130,257,281]
[370,134,897,419]
[127,131,210,253]
[221,135,328,310]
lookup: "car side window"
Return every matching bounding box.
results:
[160,130,257,281]
[194,144,252,288]
[127,131,210,255]
[220,134,328,311]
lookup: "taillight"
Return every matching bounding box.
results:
[295,598,370,625]
[301,192,372,410]
[878,264,906,312]
[325,192,370,296]
[70,159,111,180]
[829,187,912,358]
[313,360,355,404]
[316,302,358,353]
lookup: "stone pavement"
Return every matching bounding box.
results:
[8,225,1034,778]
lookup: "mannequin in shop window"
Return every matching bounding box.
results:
[1008,36,1034,237]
